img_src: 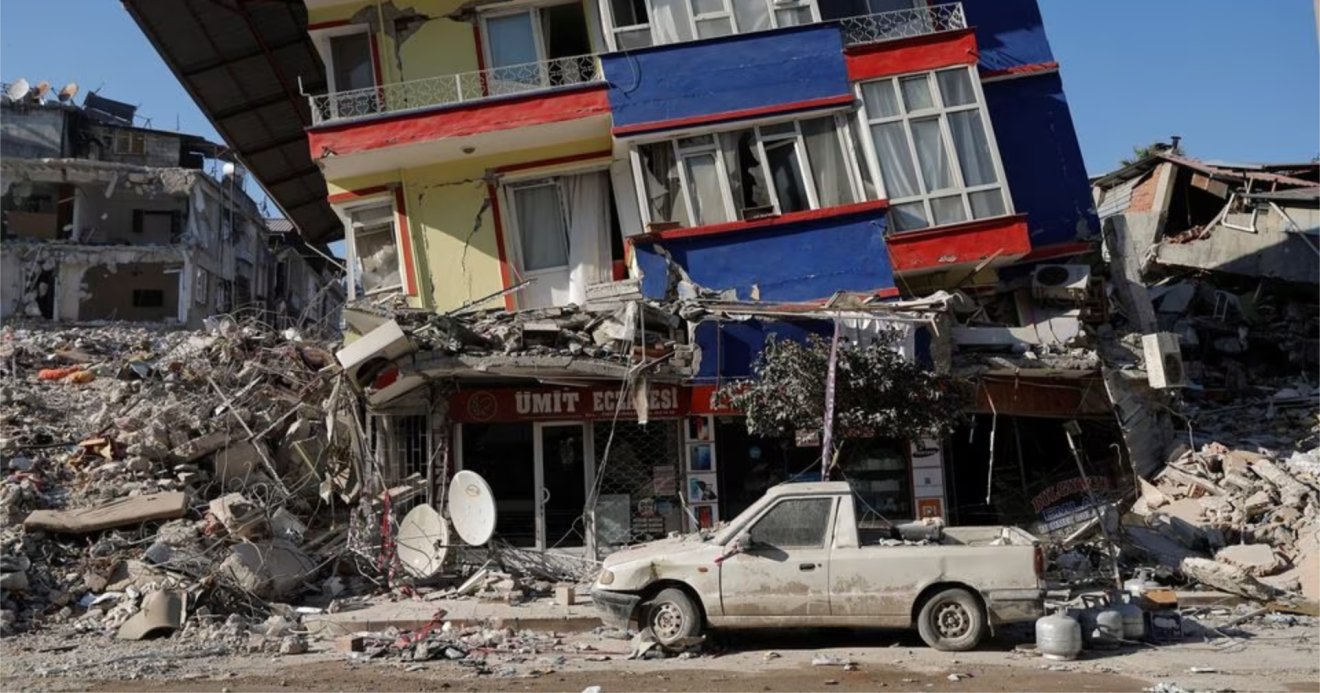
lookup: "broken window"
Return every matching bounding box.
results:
[346,202,402,296]
[631,113,861,228]
[113,130,146,156]
[601,0,820,49]
[860,67,1009,232]
[749,498,833,548]
[329,31,374,92]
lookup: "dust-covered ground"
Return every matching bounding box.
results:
[4,618,1317,693]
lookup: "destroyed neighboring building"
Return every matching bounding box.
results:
[0,82,343,329]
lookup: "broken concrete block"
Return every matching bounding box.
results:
[23,491,187,534]
[1215,544,1282,577]
[220,540,315,600]
[554,585,575,607]
[1251,459,1311,508]
[1180,557,1278,602]
[117,589,185,640]
[208,493,266,538]
[1240,491,1274,520]
[213,441,264,488]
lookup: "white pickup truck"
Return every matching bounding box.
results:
[591,481,1044,651]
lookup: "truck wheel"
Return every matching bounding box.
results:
[641,588,702,647]
[916,588,986,652]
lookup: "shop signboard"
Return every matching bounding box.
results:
[451,384,686,423]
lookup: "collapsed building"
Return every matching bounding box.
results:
[0,81,344,330]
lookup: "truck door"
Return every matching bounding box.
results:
[719,497,835,617]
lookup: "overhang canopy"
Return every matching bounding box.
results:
[123,0,342,242]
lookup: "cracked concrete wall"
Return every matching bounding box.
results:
[324,136,613,313]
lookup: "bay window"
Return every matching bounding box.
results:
[631,113,861,228]
[858,66,1009,231]
[601,0,820,50]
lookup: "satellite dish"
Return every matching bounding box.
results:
[448,470,497,546]
[6,78,29,103]
[32,81,50,102]
[58,82,78,103]
[396,503,449,578]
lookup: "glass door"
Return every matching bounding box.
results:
[534,422,588,550]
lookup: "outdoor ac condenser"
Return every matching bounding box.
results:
[335,320,414,389]
[1142,332,1187,389]
[1032,264,1091,304]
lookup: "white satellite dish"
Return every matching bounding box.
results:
[448,470,497,546]
[396,503,449,578]
[6,78,30,103]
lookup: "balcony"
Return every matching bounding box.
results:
[838,2,967,48]
[309,54,602,127]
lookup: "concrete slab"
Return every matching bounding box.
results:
[1215,544,1282,576]
[302,594,602,639]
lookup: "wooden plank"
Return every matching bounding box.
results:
[23,492,188,534]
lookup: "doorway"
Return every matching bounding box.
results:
[535,422,589,549]
[459,422,537,547]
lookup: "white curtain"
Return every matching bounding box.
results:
[948,110,997,187]
[910,117,953,192]
[513,184,568,272]
[802,117,854,208]
[870,122,919,198]
[650,0,694,44]
[732,0,771,32]
[564,172,611,306]
[640,143,689,226]
[684,153,729,225]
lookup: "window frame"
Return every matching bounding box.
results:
[479,0,590,85]
[855,65,1013,232]
[627,109,864,229]
[337,196,404,300]
[599,0,821,51]
[311,24,376,94]
[502,177,573,276]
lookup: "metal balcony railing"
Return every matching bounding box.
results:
[309,54,602,126]
[839,2,966,47]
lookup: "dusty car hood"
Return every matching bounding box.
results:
[601,533,710,568]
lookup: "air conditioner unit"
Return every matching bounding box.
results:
[1032,264,1091,304]
[335,320,415,389]
[1142,332,1187,389]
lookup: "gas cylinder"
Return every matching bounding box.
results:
[1114,596,1146,640]
[1036,610,1082,661]
[1092,607,1125,646]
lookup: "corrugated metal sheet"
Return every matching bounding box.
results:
[123,0,341,243]
[1096,176,1139,220]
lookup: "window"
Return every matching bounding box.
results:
[113,130,146,156]
[859,67,1008,231]
[749,498,834,548]
[329,31,375,92]
[132,289,164,308]
[345,201,402,296]
[482,1,593,94]
[509,180,570,271]
[193,267,209,305]
[132,210,179,238]
[631,114,860,228]
[601,0,819,50]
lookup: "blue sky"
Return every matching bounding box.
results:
[1,0,1316,185]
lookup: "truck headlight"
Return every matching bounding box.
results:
[598,569,615,586]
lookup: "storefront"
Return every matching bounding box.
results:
[450,383,691,553]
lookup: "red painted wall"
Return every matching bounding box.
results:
[845,29,978,81]
[885,215,1031,272]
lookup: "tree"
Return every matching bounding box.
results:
[716,330,963,472]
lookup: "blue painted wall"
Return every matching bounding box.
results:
[632,210,895,302]
[961,0,1055,71]
[692,316,935,383]
[984,72,1098,247]
[600,25,851,130]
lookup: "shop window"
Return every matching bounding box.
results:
[344,201,402,297]
[631,113,860,228]
[859,66,1009,232]
[601,0,820,50]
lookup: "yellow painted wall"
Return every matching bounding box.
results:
[327,135,613,313]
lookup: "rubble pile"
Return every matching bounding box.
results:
[0,318,369,637]
[1124,440,1320,602]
